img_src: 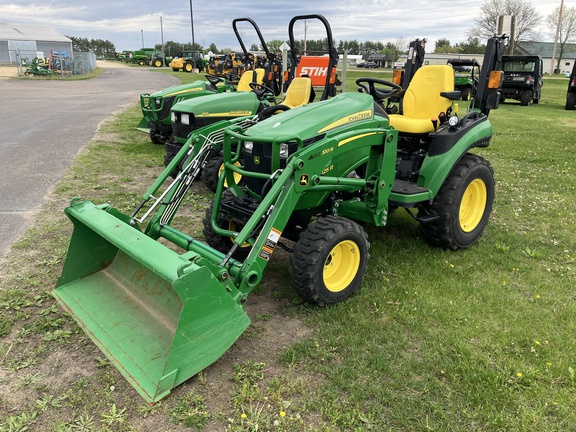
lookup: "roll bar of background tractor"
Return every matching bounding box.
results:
[232,17,270,58]
[287,14,339,101]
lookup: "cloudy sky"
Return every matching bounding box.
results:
[0,0,562,52]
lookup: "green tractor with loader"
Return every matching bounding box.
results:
[53,32,507,403]
[137,17,281,145]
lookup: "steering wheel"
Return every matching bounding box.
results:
[249,82,276,99]
[257,104,291,121]
[356,77,402,100]
[206,74,224,87]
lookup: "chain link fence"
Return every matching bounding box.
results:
[0,49,97,76]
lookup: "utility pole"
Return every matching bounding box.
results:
[160,16,165,59]
[303,19,307,55]
[189,0,195,50]
[550,0,564,75]
[141,29,144,48]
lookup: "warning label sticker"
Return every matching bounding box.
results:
[259,228,282,261]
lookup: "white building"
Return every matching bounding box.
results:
[0,22,73,65]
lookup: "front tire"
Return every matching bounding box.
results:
[201,156,243,192]
[418,154,494,250]
[461,87,471,101]
[289,216,370,306]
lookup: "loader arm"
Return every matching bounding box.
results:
[210,124,399,296]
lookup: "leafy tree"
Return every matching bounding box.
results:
[250,43,259,51]
[159,41,203,55]
[208,43,219,54]
[382,38,407,62]
[468,0,542,49]
[66,36,116,58]
[455,37,486,54]
[547,6,576,72]
[266,39,286,53]
[434,38,454,53]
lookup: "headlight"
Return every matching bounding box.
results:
[155,97,162,107]
[448,116,460,128]
[171,111,176,123]
[513,76,524,81]
[181,113,190,125]
[279,143,289,158]
[244,141,253,152]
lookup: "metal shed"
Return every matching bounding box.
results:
[0,22,73,64]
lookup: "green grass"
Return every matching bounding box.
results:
[0,71,575,431]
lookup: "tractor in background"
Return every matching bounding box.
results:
[447,58,480,101]
[166,14,337,189]
[137,17,277,145]
[169,51,206,72]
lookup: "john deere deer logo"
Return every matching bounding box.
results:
[299,175,309,186]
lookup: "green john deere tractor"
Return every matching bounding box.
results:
[137,17,280,145]
[166,14,338,189]
[53,35,506,403]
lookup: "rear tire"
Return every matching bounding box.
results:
[184,62,194,73]
[289,216,370,306]
[520,90,532,106]
[203,190,252,259]
[418,154,494,250]
[154,59,163,67]
[461,87,471,101]
[566,92,576,110]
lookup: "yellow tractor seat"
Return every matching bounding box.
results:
[388,65,456,134]
[237,68,265,92]
[282,77,313,108]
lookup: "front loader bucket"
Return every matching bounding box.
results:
[53,200,250,403]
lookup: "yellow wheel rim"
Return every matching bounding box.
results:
[459,178,487,232]
[218,161,243,187]
[229,220,250,248]
[323,240,361,293]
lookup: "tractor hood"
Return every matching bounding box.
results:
[244,92,385,140]
[151,80,219,98]
[172,91,261,118]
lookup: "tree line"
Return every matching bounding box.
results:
[67,0,576,70]
[66,36,116,58]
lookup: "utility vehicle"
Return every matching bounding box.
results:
[53,35,506,403]
[500,55,543,105]
[565,61,576,110]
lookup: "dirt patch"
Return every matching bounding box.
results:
[0,66,19,78]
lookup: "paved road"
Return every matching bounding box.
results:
[0,63,178,261]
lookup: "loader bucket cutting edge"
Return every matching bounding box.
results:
[53,200,251,403]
